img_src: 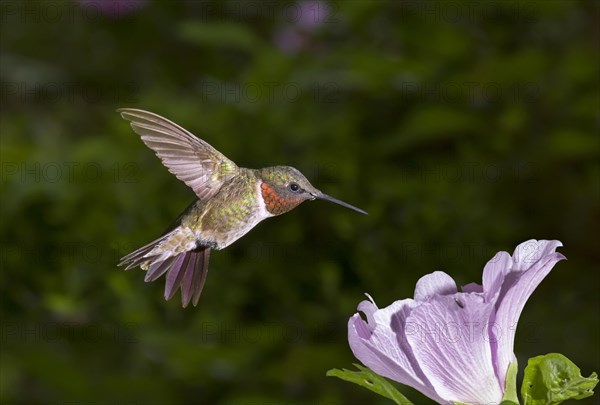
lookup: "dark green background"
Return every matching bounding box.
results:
[1,1,598,404]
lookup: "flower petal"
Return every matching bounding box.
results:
[490,241,565,388]
[414,271,457,301]
[348,299,445,403]
[406,294,503,403]
[482,251,512,302]
[461,282,483,293]
[512,239,563,271]
[357,297,378,333]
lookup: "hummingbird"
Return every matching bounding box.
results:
[117,109,367,307]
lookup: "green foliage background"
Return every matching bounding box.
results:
[1,1,598,403]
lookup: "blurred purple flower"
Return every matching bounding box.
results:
[273,1,331,54]
[294,0,331,29]
[78,0,146,19]
[348,239,565,403]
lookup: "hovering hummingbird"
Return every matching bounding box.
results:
[117,109,367,307]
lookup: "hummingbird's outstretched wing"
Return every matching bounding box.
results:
[118,108,239,201]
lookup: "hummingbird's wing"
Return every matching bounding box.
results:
[118,108,239,201]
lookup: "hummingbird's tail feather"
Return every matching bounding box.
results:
[118,234,167,270]
[163,247,211,308]
[118,228,211,307]
[145,255,181,282]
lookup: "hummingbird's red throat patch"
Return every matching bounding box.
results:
[261,182,299,215]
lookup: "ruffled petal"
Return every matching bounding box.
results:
[406,294,503,403]
[348,299,444,403]
[512,239,563,272]
[491,242,565,388]
[357,296,378,332]
[414,271,457,301]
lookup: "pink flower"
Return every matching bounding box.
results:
[348,240,565,403]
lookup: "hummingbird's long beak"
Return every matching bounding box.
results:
[314,192,368,215]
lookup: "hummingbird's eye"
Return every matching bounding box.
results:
[288,182,300,192]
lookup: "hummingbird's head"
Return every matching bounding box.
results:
[258,166,367,216]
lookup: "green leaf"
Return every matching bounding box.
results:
[502,361,520,403]
[327,364,414,404]
[521,353,598,404]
